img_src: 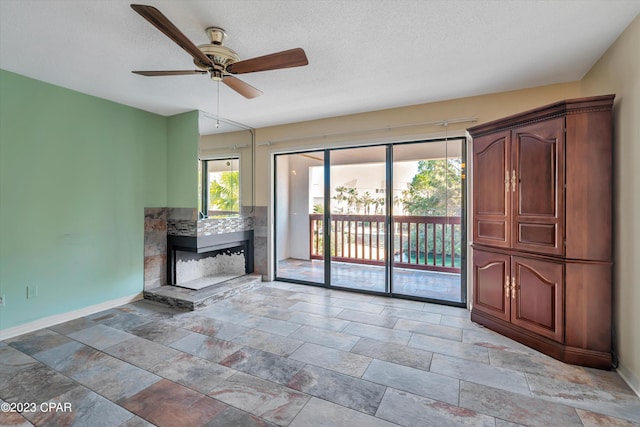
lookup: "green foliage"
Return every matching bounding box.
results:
[401,159,461,216]
[333,186,384,215]
[396,223,462,266]
[398,159,463,259]
[209,171,239,212]
[321,159,464,264]
[332,185,360,213]
[331,159,462,217]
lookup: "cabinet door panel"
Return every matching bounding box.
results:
[511,256,564,342]
[517,223,556,247]
[512,119,564,255]
[473,249,510,321]
[473,131,510,248]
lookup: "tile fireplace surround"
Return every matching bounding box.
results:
[143,208,254,291]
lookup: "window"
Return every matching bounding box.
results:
[201,157,240,217]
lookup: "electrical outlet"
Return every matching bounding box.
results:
[27,285,38,299]
[0,294,5,307]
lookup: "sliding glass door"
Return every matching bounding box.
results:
[274,139,466,305]
[392,140,464,302]
[274,151,325,285]
[329,146,387,292]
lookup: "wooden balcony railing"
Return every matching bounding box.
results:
[310,214,462,273]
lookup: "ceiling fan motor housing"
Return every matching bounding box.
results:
[194,26,240,75]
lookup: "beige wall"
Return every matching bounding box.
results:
[252,82,581,206]
[250,82,581,282]
[581,15,640,394]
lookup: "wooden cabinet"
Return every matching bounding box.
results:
[473,118,564,255]
[469,95,614,369]
[474,248,564,342]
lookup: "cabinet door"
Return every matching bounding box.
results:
[511,256,564,342]
[512,119,564,255]
[472,248,510,322]
[473,131,510,248]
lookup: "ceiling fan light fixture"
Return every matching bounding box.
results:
[210,69,223,81]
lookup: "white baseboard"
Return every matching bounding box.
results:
[617,363,640,398]
[0,292,144,341]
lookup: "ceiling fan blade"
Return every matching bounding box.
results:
[133,70,207,76]
[223,75,263,99]
[227,48,308,74]
[131,4,213,67]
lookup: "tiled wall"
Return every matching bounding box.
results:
[143,208,167,290]
[166,208,253,237]
[253,206,268,277]
[144,207,259,289]
[198,216,253,236]
[166,208,198,236]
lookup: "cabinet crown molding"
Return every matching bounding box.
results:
[468,94,615,138]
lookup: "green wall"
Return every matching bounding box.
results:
[167,111,199,209]
[0,70,169,330]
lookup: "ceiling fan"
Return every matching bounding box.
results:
[130,4,308,99]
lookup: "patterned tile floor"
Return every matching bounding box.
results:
[277,259,463,303]
[1,281,639,426]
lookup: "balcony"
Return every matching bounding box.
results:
[310,214,462,274]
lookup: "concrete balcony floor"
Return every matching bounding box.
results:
[277,259,463,303]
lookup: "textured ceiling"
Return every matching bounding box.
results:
[1,0,639,134]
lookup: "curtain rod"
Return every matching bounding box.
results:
[199,112,252,131]
[202,143,250,151]
[257,116,477,146]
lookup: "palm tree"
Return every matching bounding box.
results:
[374,197,385,214]
[333,185,348,213]
[209,171,239,212]
[346,187,358,213]
[360,192,375,214]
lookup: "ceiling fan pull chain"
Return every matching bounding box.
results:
[216,79,220,128]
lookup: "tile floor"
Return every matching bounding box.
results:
[1,281,639,427]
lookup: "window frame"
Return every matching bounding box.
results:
[200,156,241,218]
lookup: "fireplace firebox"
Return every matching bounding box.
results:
[167,230,254,287]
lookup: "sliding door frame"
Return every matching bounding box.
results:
[273,138,467,307]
